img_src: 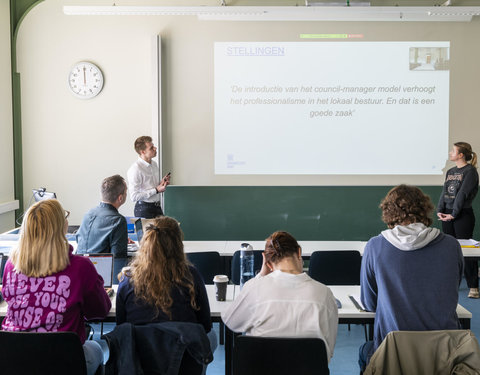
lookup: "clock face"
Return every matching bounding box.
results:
[68,61,104,99]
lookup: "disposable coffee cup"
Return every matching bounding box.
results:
[213,275,229,301]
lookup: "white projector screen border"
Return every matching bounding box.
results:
[214,41,449,175]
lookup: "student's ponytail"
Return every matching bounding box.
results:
[471,151,477,168]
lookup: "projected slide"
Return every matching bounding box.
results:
[214,42,450,175]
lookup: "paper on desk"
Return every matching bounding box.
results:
[458,239,480,247]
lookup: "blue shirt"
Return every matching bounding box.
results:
[76,202,128,258]
[361,232,463,351]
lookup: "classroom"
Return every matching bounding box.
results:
[1,1,480,374]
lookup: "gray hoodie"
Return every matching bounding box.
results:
[381,222,440,251]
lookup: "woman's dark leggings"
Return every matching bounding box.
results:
[442,208,478,288]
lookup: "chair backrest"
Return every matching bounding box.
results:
[103,322,211,375]
[230,250,264,285]
[186,251,222,284]
[308,250,361,285]
[364,330,480,375]
[233,336,329,375]
[0,331,87,375]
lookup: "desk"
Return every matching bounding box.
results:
[2,227,480,257]
[0,284,473,375]
[210,285,472,375]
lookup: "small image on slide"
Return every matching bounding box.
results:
[409,47,449,71]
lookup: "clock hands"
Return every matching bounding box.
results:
[69,62,103,98]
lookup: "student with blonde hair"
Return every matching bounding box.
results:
[437,142,479,298]
[1,199,111,375]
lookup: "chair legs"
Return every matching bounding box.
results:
[219,322,225,345]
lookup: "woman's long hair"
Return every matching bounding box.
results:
[129,216,197,318]
[11,199,70,277]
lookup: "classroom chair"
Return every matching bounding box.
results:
[103,321,212,375]
[230,250,264,285]
[308,250,363,336]
[308,250,362,285]
[233,335,329,375]
[186,251,222,285]
[364,330,480,375]
[0,331,101,375]
[186,251,225,345]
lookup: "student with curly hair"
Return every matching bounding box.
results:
[359,185,464,371]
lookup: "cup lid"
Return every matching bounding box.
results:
[213,274,229,283]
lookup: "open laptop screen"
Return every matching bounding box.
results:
[84,254,113,288]
[134,219,144,243]
[0,253,4,286]
[135,218,158,243]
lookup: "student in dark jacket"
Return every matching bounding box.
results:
[437,142,479,298]
[116,216,216,352]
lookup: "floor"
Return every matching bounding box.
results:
[93,278,480,375]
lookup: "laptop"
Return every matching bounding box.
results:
[134,218,157,244]
[0,253,4,301]
[134,219,144,243]
[84,254,114,297]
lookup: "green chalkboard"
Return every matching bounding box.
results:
[164,186,480,241]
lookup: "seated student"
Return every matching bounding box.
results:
[77,174,129,259]
[359,184,464,370]
[116,216,216,351]
[221,231,338,361]
[1,199,111,375]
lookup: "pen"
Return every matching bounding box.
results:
[348,295,365,312]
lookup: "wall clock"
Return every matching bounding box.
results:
[68,61,104,99]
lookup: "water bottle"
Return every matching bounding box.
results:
[240,243,254,289]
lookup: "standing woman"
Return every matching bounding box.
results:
[438,142,479,298]
[1,200,111,375]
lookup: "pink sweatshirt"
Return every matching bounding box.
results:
[1,246,111,343]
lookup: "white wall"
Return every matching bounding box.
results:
[15,0,480,224]
[0,0,15,232]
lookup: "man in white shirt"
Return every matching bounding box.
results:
[127,136,170,218]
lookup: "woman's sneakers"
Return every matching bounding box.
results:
[468,288,480,299]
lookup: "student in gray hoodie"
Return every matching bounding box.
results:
[358,185,464,371]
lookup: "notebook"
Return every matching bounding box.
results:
[84,254,114,297]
